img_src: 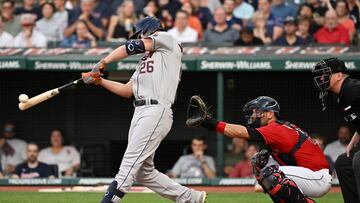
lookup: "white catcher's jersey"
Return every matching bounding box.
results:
[131,32,183,104]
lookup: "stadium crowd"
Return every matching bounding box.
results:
[0,122,80,178]
[0,0,359,48]
[0,121,352,179]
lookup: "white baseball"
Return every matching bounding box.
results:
[19,94,29,103]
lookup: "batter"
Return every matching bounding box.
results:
[81,17,207,203]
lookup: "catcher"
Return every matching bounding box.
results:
[186,95,332,203]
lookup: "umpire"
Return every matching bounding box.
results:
[313,57,360,203]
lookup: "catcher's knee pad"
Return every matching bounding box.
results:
[100,181,126,203]
[252,149,270,177]
[258,165,314,203]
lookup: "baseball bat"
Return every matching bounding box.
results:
[18,78,83,111]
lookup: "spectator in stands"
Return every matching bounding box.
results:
[106,0,137,41]
[271,0,298,19]
[14,14,47,47]
[202,0,222,14]
[223,138,248,176]
[168,136,216,179]
[347,0,360,28]
[168,10,198,43]
[181,2,203,40]
[61,20,96,48]
[251,12,272,44]
[15,0,42,20]
[158,0,182,30]
[13,143,55,179]
[64,0,104,40]
[54,0,72,40]
[296,17,314,44]
[0,166,3,178]
[273,16,307,46]
[38,129,80,177]
[233,0,255,26]
[140,0,161,19]
[90,0,109,28]
[256,0,283,41]
[190,0,213,29]
[314,10,350,45]
[110,0,144,15]
[1,0,21,37]
[202,7,239,44]
[229,144,257,178]
[0,16,14,47]
[336,0,355,42]
[234,26,264,45]
[0,122,27,176]
[224,0,242,31]
[324,125,351,165]
[36,2,63,42]
[65,0,79,10]
[307,0,327,26]
[298,3,321,34]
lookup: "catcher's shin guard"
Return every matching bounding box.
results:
[258,165,315,203]
[100,181,126,203]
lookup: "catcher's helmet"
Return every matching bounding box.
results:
[130,16,164,39]
[312,57,347,111]
[243,96,280,128]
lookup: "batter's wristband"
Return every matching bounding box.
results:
[216,122,227,134]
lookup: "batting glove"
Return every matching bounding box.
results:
[91,59,106,74]
[81,71,102,85]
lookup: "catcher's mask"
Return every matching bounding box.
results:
[243,96,280,128]
[130,16,164,39]
[312,57,347,111]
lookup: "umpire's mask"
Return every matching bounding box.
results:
[312,57,347,111]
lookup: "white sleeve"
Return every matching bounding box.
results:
[207,157,216,173]
[70,147,81,166]
[35,32,47,48]
[20,141,27,161]
[13,35,22,47]
[38,149,47,163]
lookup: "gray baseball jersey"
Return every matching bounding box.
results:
[131,32,183,104]
[110,32,204,203]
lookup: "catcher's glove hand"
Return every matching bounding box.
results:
[186,95,209,127]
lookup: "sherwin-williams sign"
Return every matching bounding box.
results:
[0,47,359,71]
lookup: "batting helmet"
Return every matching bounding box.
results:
[130,16,164,39]
[243,96,280,128]
[312,57,347,111]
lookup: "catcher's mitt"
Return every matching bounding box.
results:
[186,95,209,127]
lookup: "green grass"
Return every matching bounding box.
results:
[0,192,342,203]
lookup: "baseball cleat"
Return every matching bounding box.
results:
[197,191,207,203]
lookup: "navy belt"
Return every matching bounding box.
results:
[133,99,158,107]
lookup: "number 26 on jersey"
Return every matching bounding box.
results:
[140,60,154,74]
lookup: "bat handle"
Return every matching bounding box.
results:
[58,78,83,92]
